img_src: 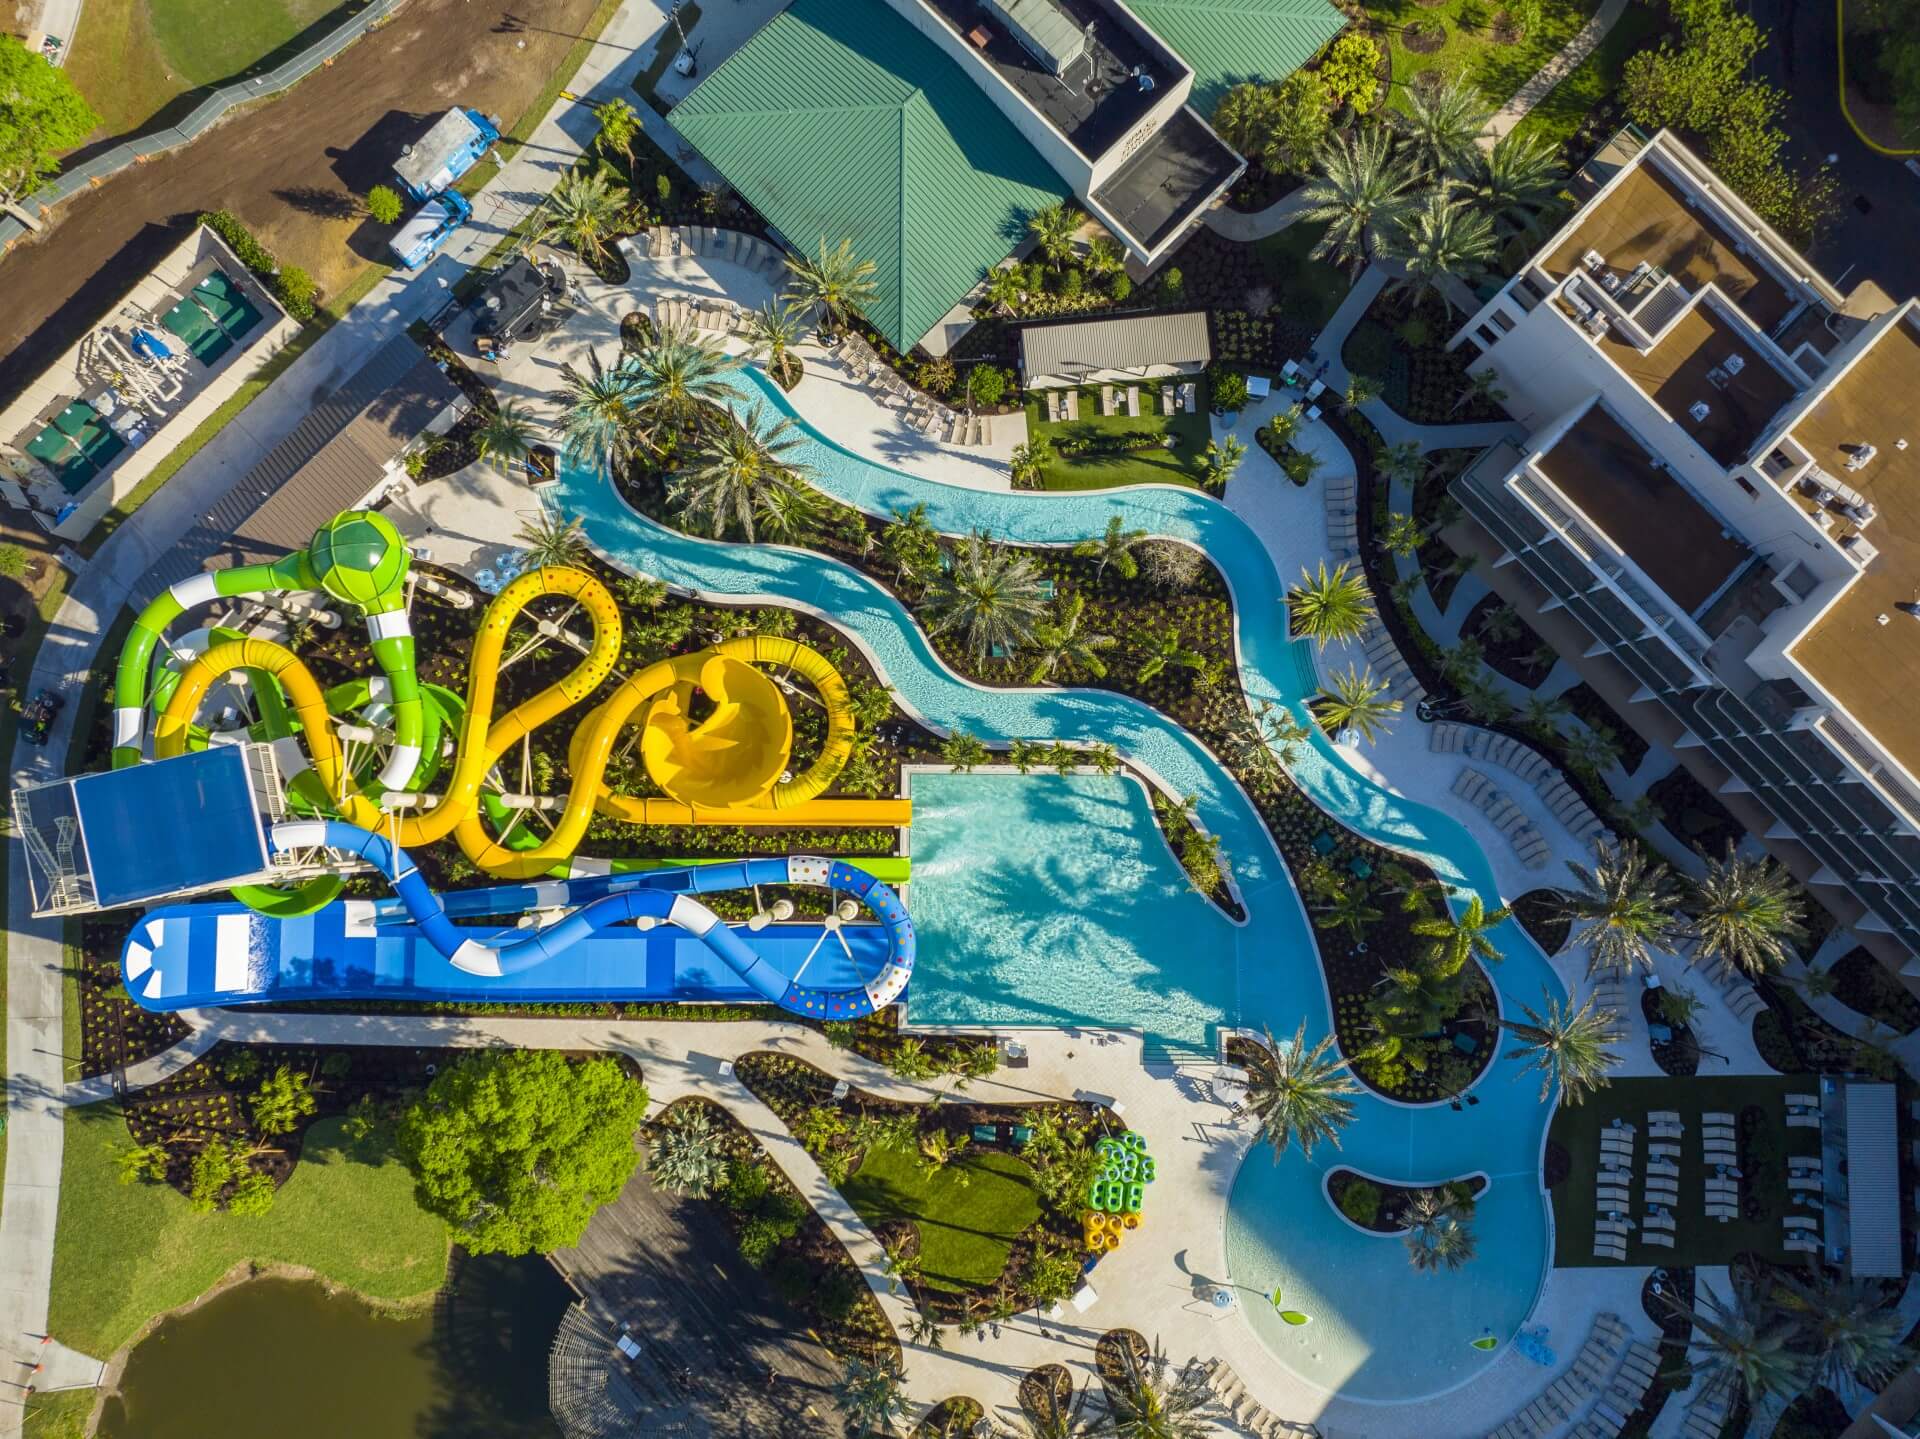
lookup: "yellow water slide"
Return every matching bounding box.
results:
[154,566,909,879]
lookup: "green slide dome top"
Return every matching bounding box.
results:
[307,511,409,607]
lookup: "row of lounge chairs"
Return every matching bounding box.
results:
[1785,1153,1825,1253]
[1429,722,1612,849]
[836,331,988,446]
[1097,383,1143,417]
[1787,1092,1822,1129]
[1487,1313,1659,1439]
[1324,464,1358,564]
[1193,1357,1317,1437]
[637,224,789,285]
[1452,766,1552,870]
[1694,951,1768,1023]
[1595,1122,1636,1259]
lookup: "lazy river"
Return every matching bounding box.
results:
[547,364,1566,1401]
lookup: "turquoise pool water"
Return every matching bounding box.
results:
[549,365,1566,1402]
[905,770,1238,1055]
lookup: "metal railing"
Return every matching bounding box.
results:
[0,0,405,251]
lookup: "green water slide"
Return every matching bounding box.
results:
[115,512,422,793]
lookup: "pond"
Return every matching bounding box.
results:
[97,1254,571,1439]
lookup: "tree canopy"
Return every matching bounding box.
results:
[0,38,100,205]
[398,1050,648,1256]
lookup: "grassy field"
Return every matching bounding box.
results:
[50,1108,448,1357]
[64,0,347,140]
[841,1145,1041,1293]
[20,1388,91,1439]
[1025,388,1212,491]
[1548,1075,1815,1269]
[1364,0,1601,114]
[1254,222,1353,331]
[1508,3,1666,154]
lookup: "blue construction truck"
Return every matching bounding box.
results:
[388,108,501,269]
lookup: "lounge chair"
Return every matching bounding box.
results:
[1649,1111,1680,1124]
[1649,1142,1681,1160]
[1785,1237,1821,1254]
[1644,1214,1676,1230]
[1647,1160,1680,1178]
[1787,1114,1821,1128]
[1787,1093,1819,1107]
[1703,1111,1734,1124]
[1593,1239,1627,1261]
[1649,1123,1684,1140]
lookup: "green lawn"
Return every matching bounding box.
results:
[21,1388,91,1439]
[1254,222,1353,331]
[1026,387,1213,491]
[841,1144,1041,1293]
[1365,0,1602,114]
[1547,1075,1816,1270]
[50,1108,449,1357]
[66,0,345,139]
[1507,3,1667,154]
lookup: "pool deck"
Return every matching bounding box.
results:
[358,244,1793,1434]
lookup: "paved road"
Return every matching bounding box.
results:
[0,3,671,1431]
[1752,0,1920,299]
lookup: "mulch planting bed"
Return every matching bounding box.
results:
[1829,946,1920,1035]
[1641,987,1700,1077]
[1327,1168,1488,1233]
[77,914,189,1078]
[1643,767,1742,856]
[1512,888,1571,956]
[1463,591,1556,688]
[646,1095,898,1364]
[1560,682,1649,773]
[1753,980,1892,1075]
[1341,290,1511,426]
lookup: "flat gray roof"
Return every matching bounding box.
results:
[1845,1082,1901,1278]
[1020,309,1210,381]
[154,335,459,587]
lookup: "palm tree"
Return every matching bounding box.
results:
[1375,440,1425,489]
[1241,1022,1361,1160]
[645,1105,727,1196]
[1223,701,1313,790]
[1028,201,1084,268]
[1667,1269,1815,1406]
[1010,438,1054,489]
[784,235,879,331]
[1388,190,1498,311]
[626,324,742,439]
[515,511,589,569]
[1301,127,1415,276]
[1770,1270,1912,1394]
[834,1355,911,1436]
[742,300,804,387]
[1560,839,1685,978]
[1465,130,1566,236]
[1134,625,1205,683]
[539,168,629,264]
[1378,511,1425,558]
[1202,435,1247,489]
[1687,843,1808,978]
[922,530,1049,660]
[1027,593,1116,682]
[1410,895,1510,977]
[556,347,644,469]
[1560,723,1623,775]
[983,264,1025,313]
[1501,988,1623,1103]
[1314,883,1383,942]
[1316,664,1401,743]
[473,401,536,473]
[881,503,941,590]
[1403,1188,1478,1273]
[1072,514,1148,580]
[671,402,814,542]
[751,479,821,545]
[1343,374,1384,412]
[593,97,639,171]
[1102,1336,1214,1439]
[1212,82,1281,160]
[1085,234,1126,278]
[1398,75,1495,178]
[1287,560,1375,647]
[1452,365,1510,415]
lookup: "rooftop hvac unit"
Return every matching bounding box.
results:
[1845,443,1878,472]
[983,0,1088,77]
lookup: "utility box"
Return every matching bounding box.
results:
[982,0,1086,76]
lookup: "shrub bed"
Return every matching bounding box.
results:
[1644,767,1743,855]
[1829,947,1920,1036]
[1327,1169,1488,1234]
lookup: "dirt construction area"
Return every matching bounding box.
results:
[0,0,605,406]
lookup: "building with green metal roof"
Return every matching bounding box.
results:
[671,0,1068,351]
[672,0,1345,351]
[1124,0,1351,114]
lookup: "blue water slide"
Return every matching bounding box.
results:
[118,822,914,1019]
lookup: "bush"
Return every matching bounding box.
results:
[1209,368,1250,414]
[1062,268,1083,299]
[1337,1178,1382,1227]
[737,1216,785,1266]
[720,1159,771,1211]
[365,185,404,224]
[1320,34,1384,115]
[656,173,672,206]
[966,364,1009,407]
[1161,266,1184,301]
[0,543,28,579]
[199,209,277,277]
[1110,272,1132,301]
[273,266,318,323]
